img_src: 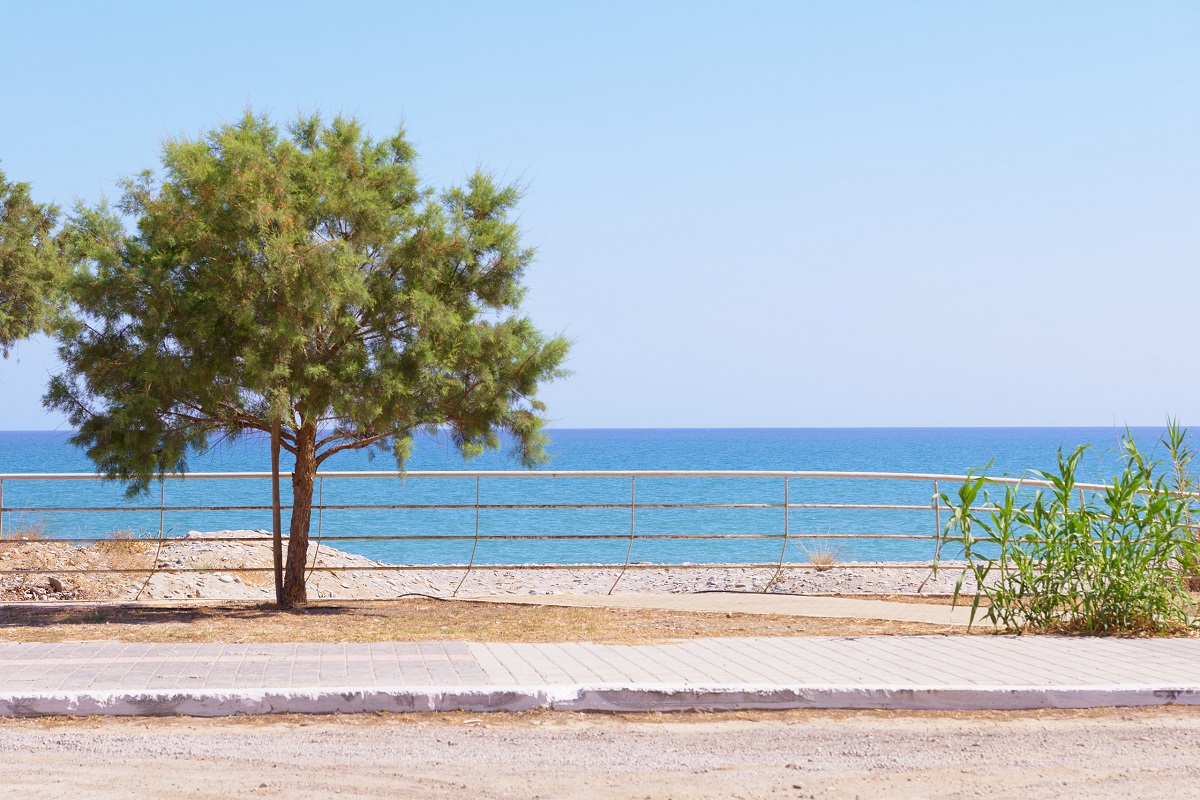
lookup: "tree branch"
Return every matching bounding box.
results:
[315,430,393,465]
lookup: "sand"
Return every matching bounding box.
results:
[3,708,1200,799]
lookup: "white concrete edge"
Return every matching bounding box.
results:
[2,682,1198,717]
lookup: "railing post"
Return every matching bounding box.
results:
[765,477,789,593]
[608,476,636,595]
[453,476,482,597]
[306,476,325,584]
[135,478,167,601]
[934,479,941,548]
[0,478,4,540]
[919,480,941,593]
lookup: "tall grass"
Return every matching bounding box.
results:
[942,424,1200,634]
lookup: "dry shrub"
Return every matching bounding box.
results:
[800,540,845,572]
[91,529,155,581]
[95,528,151,557]
[0,523,155,601]
[1,517,47,542]
[0,518,57,571]
[235,569,274,587]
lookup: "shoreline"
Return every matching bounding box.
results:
[1,530,976,602]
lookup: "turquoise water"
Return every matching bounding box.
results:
[0,427,1172,565]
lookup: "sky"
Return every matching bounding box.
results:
[0,1,1197,429]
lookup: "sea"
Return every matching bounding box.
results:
[0,427,1177,566]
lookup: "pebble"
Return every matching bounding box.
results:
[1,530,975,601]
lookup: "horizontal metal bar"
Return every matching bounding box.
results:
[790,503,933,510]
[0,502,1026,515]
[0,561,946,575]
[1,502,795,513]
[1,532,958,545]
[0,469,1128,492]
[342,503,696,512]
[1,506,282,514]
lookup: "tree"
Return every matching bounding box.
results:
[0,165,62,355]
[47,112,569,607]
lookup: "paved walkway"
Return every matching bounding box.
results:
[1,636,1198,717]
[463,592,980,626]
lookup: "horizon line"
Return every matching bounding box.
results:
[0,424,1180,435]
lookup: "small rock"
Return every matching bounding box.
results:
[47,576,65,593]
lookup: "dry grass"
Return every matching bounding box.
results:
[0,519,58,573]
[6,704,1198,732]
[92,530,156,588]
[0,598,976,644]
[233,569,274,588]
[94,529,152,558]
[800,540,845,572]
[0,528,157,601]
[0,518,47,543]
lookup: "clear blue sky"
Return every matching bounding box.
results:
[1,1,1197,429]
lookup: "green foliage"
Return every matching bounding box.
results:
[0,165,63,355]
[943,424,1200,634]
[48,111,568,483]
[46,111,570,603]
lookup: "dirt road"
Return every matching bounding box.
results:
[5,708,1200,799]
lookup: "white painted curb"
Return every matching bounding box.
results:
[2,683,1199,717]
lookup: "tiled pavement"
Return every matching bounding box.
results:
[1,636,1198,716]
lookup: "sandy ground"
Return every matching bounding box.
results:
[4,708,1200,799]
[0,599,969,643]
[0,530,972,602]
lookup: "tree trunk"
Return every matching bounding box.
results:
[281,422,317,608]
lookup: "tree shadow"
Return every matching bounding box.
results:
[0,601,392,630]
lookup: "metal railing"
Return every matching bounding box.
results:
[0,469,1119,594]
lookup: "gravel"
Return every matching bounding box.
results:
[2,709,1199,798]
[2,530,974,602]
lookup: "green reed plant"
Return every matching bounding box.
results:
[942,424,1200,634]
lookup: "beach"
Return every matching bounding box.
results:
[0,529,972,602]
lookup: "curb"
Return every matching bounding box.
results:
[3,683,1199,717]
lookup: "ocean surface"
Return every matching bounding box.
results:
[0,427,1176,565]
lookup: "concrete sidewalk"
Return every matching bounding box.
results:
[1,636,1198,717]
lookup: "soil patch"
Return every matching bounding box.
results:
[0,598,974,644]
